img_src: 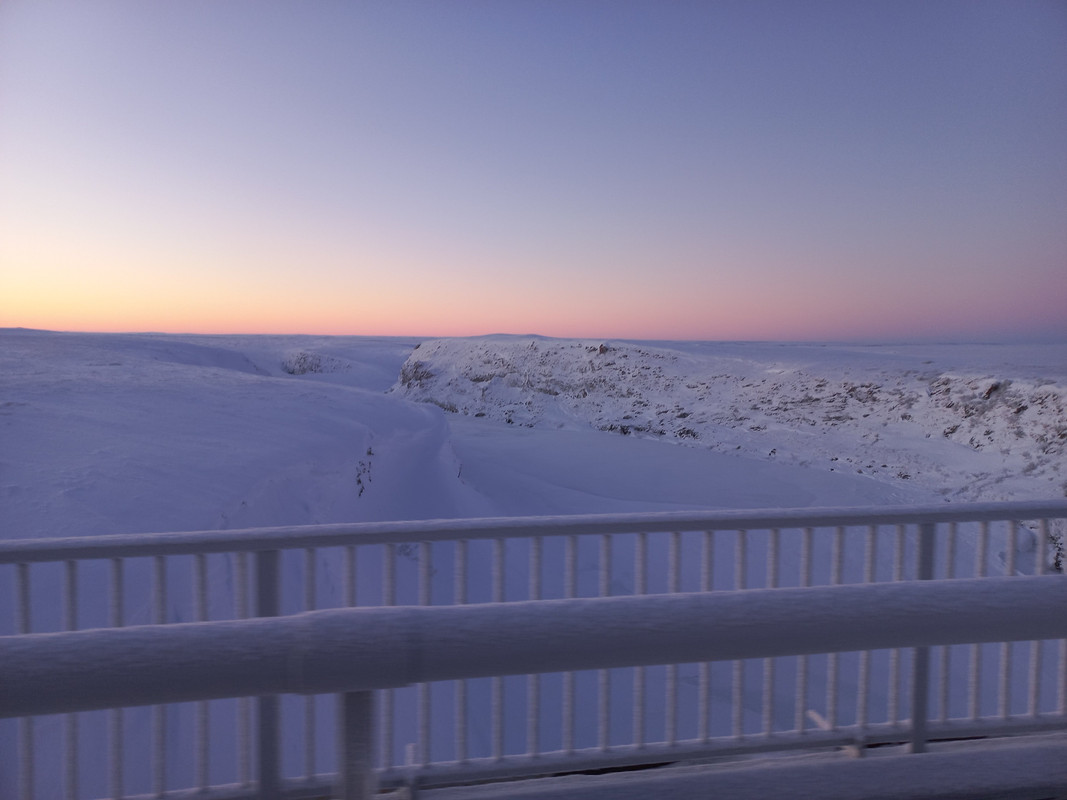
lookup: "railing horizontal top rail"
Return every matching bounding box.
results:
[2,499,1065,564]
[4,575,1065,718]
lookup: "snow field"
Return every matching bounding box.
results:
[2,329,1065,797]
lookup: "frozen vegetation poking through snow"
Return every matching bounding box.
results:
[391,336,1067,504]
[280,349,350,375]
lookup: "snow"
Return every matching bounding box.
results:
[0,330,489,539]
[391,336,1067,506]
[4,330,1063,545]
[1,328,1065,798]
[425,734,1067,800]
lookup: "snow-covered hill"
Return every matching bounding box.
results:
[390,336,1067,504]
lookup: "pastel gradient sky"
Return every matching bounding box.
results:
[2,1,1065,341]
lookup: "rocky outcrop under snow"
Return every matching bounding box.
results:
[390,336,1067,504]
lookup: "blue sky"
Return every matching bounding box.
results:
[1,1,1065,340]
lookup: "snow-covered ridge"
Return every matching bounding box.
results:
[389,337,1067,502]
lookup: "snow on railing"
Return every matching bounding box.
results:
[1,501,1066,800]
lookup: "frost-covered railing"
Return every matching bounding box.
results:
[1,501,1066,800]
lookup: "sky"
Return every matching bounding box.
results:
[1,1,1065,342]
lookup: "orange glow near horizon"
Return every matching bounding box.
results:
[3,3,1066,346]
[6,256,1065,343]
[4,225,1066,342]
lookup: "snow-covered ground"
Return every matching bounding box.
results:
[394,335,1067,506]
[4,330,1064,544]
[2,329,1065,797]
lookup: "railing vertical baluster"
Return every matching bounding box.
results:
[563,535,578,753]
[732,530,747,738]
[665,670,677,746]
[1060,637,1067,716]
[633,532,647,747]
[945,521,958,581]
[597,533,614,597]
[194,553,210,790]
[455,540,468,764]
[233,552,251,786]
[826,527,844,729]
[831,526,844,585]
[153,556,167,797]
[597,667,610,751]
[455,540,467,598]
[667,530,680,595]
[335,518,372,798]
[492,538,505,760]
[635,531,647,595]
[493,539,505,602]
[795,527,813,733]
[762,529,779,737]
[887,525,906,726]
[999,644,1012,719]
[699,530,713,742]
[1030,520,1050,717]
[304,549,316,613]
[768,528,780,588]
[255,550,281,800]
[234,552,251,786]
[414,541,431,767]
[337,690,377,800]
[528,536,541,599]
[1005,519,1018,576]
[108,558,126,799]
[863,524,876,577]
[381,544,396,768]
[664,531,681,745]
[419,541,432,606]
[17,563,34,800]
[735,529,747,591]
[1037,519,1049,576]
[65,559,77,629]
[910,522,935,753]
[977,520,990,577]
[345,545,357,607]
[893,525,906,582]
[998,522,1019,721]
[527,537,542,756]
[701,530,714,593]
[938,524,957,723]
[599,532,612,597]
[154,557,166,616]
[857,526,876,730]
[383,543,397,605]
[15,564,31,632]
[565,535,578,597]
[968,522,990,720]
[1028,636,1043,718]
[64,559,78,800]
[598,534,612,752]
[304,549,317,781]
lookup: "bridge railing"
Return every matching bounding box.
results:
[1,501,1066,799]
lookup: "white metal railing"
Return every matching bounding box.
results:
[1,501,1066,800]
